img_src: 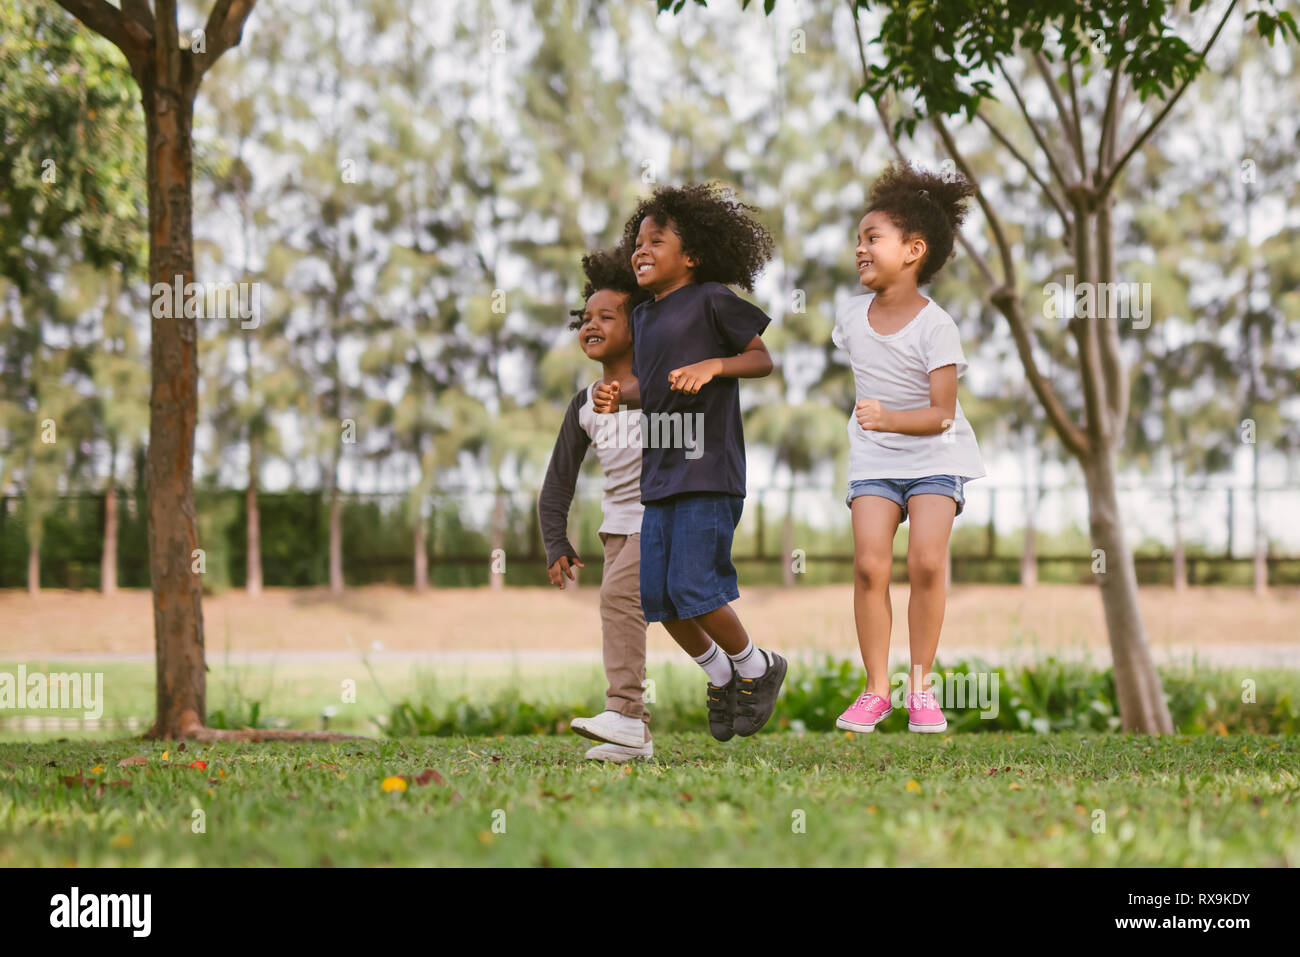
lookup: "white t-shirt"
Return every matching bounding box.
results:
[831,294,986,482]
[580,382,645,535]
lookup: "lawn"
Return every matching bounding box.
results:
[1,732,1295,866]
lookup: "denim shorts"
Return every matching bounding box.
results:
[845,475,965,521]
[639,492,744,623]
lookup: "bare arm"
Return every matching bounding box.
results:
[668,335,773,393]
[856,364,958,436]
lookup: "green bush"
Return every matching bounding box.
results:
[384,656,1300,738]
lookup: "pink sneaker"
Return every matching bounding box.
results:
[906,690,947,733]
[836,690,893,733]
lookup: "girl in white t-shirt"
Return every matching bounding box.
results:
[831,161,985,736]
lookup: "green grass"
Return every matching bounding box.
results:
[6,655,1296,742]
[1,733,1295,866]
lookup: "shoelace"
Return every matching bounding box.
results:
[907,691,938,709]
[854,691,884,711]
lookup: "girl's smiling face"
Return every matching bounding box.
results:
[577,288,632,361]
[632,216,697,298]
[856,210,926,291]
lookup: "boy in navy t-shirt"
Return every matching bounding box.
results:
[595,184,787,741]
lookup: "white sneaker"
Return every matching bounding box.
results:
[569,709,645,748]
[584,739,654,762]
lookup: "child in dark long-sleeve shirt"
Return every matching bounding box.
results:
[538,249,653,762]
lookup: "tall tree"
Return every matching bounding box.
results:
[666,0,1299,732]
[48,0,259,739]
[1,0,147,596]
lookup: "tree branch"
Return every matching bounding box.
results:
[1097,62,1123,176]
[1069,203,1109,449]
[53,0,152,68]
[1095,198,1129,427]
[1102,0,1237,195]
[997,60,1074,192]
[194,0,259,77]
[975,109,1071,232]
[1033,49,1085,179]
[154,0,181,86]
[120,0,154,35]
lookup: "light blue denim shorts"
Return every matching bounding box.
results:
[845,474,965,521]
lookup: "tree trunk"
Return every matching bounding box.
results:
[246,476,262,597]
[781,483,795,587]
[101,481,118,595]
[143,81,206,741]
[1171,471,1187,592]
[1021,489,1037,588]
[488,488,504,587]
[413,509,428,592]
[1082,457,1173,734]
[329,480,343,595]
[489,486,505,590]
[27,526,40,595]
[1251,441,1267,596]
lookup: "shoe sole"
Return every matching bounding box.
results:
[734,655,787,737]
[584,744,654,762]
[907,721,948,733]
[570,720,646,749]
[836,711,892,733]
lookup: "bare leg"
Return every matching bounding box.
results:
[850,495,902,697]
[691,603,751,656]
[905,494,957,695]
[661,602,751,658]
[659,617,714,658]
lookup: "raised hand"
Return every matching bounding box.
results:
[667,359,719,394]
[593,380,620,413]
[855,398,886,431]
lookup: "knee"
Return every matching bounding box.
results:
[854,554,892,590]
[908,551,947,588]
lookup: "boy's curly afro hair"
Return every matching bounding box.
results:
[865,161,975,285]
[619,182,774,291]
[567,245,652,330]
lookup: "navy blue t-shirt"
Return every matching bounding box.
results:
[630,281,771,504]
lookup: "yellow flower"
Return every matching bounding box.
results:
[110,834,132,848]
[381,776,407,793]
[90,764,104,774]
[905,779,922,794]
[161,750,169,761]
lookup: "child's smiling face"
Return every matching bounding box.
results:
[577,288,632,361]
[632,216,697,297]
[856,210,926,291]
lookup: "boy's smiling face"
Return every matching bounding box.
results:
[632,216,697,298]
[578,288,632,361]
[857,209,926,291]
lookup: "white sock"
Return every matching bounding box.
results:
[728,640,769,679]
[692,643,734,686]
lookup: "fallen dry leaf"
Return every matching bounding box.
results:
[117,756,147,768]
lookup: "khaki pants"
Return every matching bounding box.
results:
[598,531,650,736]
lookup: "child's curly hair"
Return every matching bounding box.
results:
[567,246,651,330]
[619,183,774,291]
[865,161,975,285]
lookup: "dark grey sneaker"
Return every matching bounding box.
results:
[706,664,737,742]
[732,651,787,737]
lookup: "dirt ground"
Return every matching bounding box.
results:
[2,583,1296,665]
